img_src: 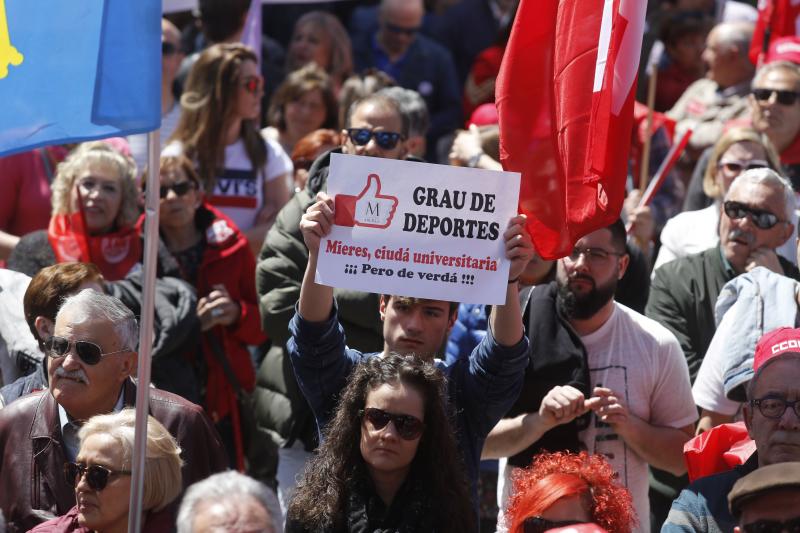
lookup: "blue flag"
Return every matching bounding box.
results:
[0,0,161,157]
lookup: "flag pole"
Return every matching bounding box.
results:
[639,64,658,192]
[128,129,161,533]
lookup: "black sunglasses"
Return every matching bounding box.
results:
[384,21,421,36]
[346,128,404,150]
[723,200,782,230]
[361,407,424,440]
[717,159,769,175]
[742,517,800,533]
[162,41,179,56]
[159,180,195,199]
[753,88,800,106]
[65,462,131,491]
[45,335,129,366]
[523,517,585,533]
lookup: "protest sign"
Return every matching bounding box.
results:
[317,153,521,305]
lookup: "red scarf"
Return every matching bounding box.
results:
[48,211,141,281]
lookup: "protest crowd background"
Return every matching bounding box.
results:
[3,0,800,532]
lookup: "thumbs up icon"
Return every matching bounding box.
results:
[0,0,24,79]
[334,173,399,229]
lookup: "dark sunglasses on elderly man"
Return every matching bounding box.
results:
[361,407,424,440]
[752,88,800,106]
[45,335,129,366]
[65,462,131,491]
[723,201,782,230]
[346,128,404,150]
[159,180,195,199]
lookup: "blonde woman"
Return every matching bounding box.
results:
[31,409,183,533]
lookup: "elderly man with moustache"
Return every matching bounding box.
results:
[0,289,227,532]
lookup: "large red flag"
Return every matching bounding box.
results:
[749,0,800,65]
[497,0,645,259]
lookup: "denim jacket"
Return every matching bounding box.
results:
[287,304,529,500]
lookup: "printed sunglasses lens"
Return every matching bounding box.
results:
[375,132,400,150]
[75,341,103,365]
[724,201,745,220]
[349,129,373,146]
[753,212,778,229]
[85,465,110,491]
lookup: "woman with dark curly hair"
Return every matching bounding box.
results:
[505,452,636,533]
[285,353,476,533]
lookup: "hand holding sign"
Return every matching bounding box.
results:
[334,173,398,229]
[301,192,335,256]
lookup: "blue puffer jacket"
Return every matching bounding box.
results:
[445,304,488,366]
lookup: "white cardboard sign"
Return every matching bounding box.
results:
[317,153,521,305]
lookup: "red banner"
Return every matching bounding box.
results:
[496,0,645,259]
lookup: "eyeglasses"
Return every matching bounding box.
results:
[346,128,404,150]
[753,88,800,106]
[161,41,179,56]
[384,21,421,36]
[64,462,131,491]
[751,395,800,419]
[742,518,800,533]
[723,200,782,230]
[45,335,130,366]
[240,75,264,95]
[523,517,584,533]
[361,407,424,440]
[159,180,195,199]
[565,246,623,265]
[717,159,770,175]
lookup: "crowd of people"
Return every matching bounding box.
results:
[2,0,800,532]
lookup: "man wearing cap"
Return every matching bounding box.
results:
[662,326,800,533]
[728,462,800,532]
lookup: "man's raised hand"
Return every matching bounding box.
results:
[300,192,335,256]
[504,214,534,281]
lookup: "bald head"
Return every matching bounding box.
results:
[703,22,755,88]
[380,0,424,18]
[713,22,755,56]
[378,0,424,58]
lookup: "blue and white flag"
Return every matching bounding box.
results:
[0,0,161,156]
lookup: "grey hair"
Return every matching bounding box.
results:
[176,471,283,533]
[57,289,138,352]
[727,168,796,221]
[746,353,800,401]
[714,22,755,59]
[752,60,800,92]
[378,87,430,138]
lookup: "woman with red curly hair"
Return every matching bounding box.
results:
[505,452,637,533]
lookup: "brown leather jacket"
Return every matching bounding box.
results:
[0,379,228,532]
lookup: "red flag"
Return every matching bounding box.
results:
[497,0,645,259]
[749,0,800,66]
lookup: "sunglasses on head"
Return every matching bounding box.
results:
[159,180,195,199]
[162,41,179,56]
[361,407,424,440]
[717,159,769,175]
[346,128,404,150]
[45,335,129,366]
[742,518,800,533]
[384,21,421,36]
[753,87,800,106]
[240,75,264,95]
[523,517,585,533]
[65,462,131,492]
[723,200,782,230]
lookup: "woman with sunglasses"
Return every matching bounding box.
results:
[654,127,786,271]
[7,141,142,281]
[504,451,636,533]
[285,353,476,533]
[140,154,265,472]
[30,409,182,533]
[167,43,291,255]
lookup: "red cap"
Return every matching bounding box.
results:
[753,327,800,372]
[468,103,498,127]
[765,36,800,65]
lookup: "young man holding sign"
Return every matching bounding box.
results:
[288,191,534,501]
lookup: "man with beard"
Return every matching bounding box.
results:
[483,219,697,533]
[647,168,799,385]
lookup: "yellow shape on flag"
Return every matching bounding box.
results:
[0,0,24,79]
